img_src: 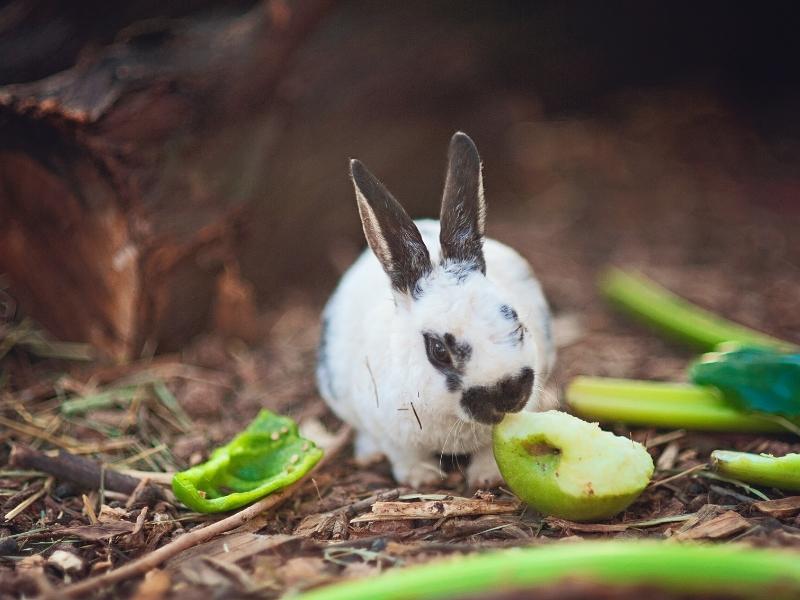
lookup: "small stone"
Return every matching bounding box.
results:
[271,432,281,441]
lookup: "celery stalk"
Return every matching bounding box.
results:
[600,268,796,352]
[567,377,796,433]
[712,450,800,492]
[295,541,800,600]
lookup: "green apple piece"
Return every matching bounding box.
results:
[493,410,654,522]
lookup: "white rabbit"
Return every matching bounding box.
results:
[317,132,555,488]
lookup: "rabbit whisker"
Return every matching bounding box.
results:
[439,418,460,475]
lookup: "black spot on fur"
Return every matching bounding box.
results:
[446,373,462,392]
[443,333,472,362]
[499,304,518,322]
[461,367,534,425]
[442,260,481,284]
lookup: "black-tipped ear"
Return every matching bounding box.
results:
[350,159,432,295]
[439,132,486,274]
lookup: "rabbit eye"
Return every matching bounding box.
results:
[424,334,452,368]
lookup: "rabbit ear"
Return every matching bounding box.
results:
[439,132,486,274]
[350,159,432,295]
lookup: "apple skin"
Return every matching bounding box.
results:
[492,411,653,522]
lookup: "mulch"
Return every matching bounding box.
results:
[1,87,800,599]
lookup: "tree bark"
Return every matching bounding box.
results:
[0,0,334,361]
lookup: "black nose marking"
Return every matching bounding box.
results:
[460,367,534,425]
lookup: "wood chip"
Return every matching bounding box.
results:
[675,510,751,540]
[133,506,149,536]
[656,441,680,471]
[98,505,127,522]
[673,503,724,535]
[753,496,800,519]
[350,498,520,522]
[54,521,136,541]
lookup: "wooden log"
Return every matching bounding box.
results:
[0,0,334,361]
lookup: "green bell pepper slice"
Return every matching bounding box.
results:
[172,409,323,513]
[690,344,800,417]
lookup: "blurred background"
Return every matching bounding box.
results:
[1,0,799,368]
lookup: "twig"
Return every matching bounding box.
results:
[53,425,351,599]
[9,444,164,504]
[545,512,696,533]
[4,477,52,521]
[351,498,520,522]
[341,489,402,518]
[648,463,707,489]
[115,469,175,486]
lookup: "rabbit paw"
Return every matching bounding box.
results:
[467,447,503,489]
[390,455,445,488]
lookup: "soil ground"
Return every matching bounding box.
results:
[1,86,800,598]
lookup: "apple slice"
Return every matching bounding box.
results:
[492,410,654,522]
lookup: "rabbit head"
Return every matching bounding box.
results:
[349,132,542,427]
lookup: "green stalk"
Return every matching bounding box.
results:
[567,377,798,433]
[294,541,800,600]
[712,450,800,492]
[599,268,796,352]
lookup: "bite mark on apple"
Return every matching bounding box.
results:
[523,440,560,457]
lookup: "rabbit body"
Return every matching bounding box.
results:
[317,133,555,487]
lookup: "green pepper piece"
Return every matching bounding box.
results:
[172,409,323,513]
[690,344,800,417]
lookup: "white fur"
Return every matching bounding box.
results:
[317,218,555,488]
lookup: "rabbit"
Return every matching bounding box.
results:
[316,132,555,488]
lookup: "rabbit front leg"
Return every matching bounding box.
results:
[383,445,445,488]
[467,445,503,489]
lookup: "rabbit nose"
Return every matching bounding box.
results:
[460,367,534,425]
